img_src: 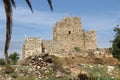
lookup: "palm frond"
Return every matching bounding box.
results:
[3,0,53,64]
[25,0,33,12]
[47,0,53,11]
[10,0,16,8]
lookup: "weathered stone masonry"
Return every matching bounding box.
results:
[53,17,97,51]
[22,17,97,59]
[22,38,42,58]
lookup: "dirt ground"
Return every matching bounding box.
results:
[61,55,120,66]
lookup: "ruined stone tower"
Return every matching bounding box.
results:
[53,17,97,51]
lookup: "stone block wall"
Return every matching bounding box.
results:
[84,30,97,50]
[22,38,42,59]
[42,40,53,53]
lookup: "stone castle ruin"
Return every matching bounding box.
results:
[53,17,97,51]
[22,17,98,59]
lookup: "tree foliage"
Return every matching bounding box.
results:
[112,26,120,60]
[9,52,19,65]
[0,58,5,66]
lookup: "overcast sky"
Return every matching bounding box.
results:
[0,0,120,58]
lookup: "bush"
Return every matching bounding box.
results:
[88,66,117,80]
[11,72,18,78]
[4,64,14,74]
[74,47,81,52]
[49,55,63,70]
[9,52,19,65]
[0,58,5,66]
[53,55,62,67]
[98,76,116,80]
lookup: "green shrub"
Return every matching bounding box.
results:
[99,76,116,80]
[74,47,81,52]
[88,66,117,80]
[18,66,29,76]
[50,55,63,68]
[9,52,19,65]
[89,67,101,77]
[4,64,14,74]
[0,58,5,66]
[11,72,18,78]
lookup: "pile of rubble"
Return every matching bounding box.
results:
[26,53,72,79]
[29,53,52,71]
[27,53,53,79]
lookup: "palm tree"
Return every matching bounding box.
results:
[3,0,53,64]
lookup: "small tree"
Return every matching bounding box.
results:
[112,26,120,60]
[9,52,19,65]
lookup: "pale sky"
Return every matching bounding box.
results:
[0,0,120,58]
